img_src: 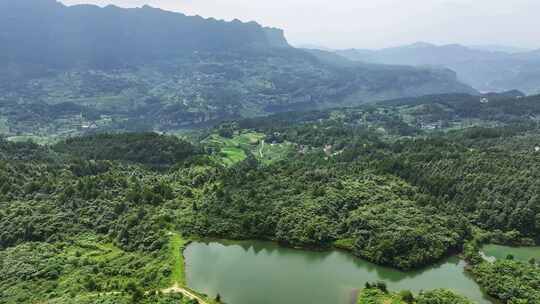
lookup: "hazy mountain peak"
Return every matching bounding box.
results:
[406,42,437,49]
[336,42,540,94]
[468,44,532,54]
[0,0,291,69]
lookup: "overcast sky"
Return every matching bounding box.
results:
[60,0,540,50]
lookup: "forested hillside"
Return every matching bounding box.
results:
[2,92,540,303]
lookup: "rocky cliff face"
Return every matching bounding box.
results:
[264,27,290,48]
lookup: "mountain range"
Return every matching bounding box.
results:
[0,0,476,138]
[335,42,540,94]
[0,0,288,70]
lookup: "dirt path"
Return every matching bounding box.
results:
[162,284,211,304]
[259,139,265,158]
[161,233,211,303]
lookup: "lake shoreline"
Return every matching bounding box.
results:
[187,236,465,273]
[183,238,539,304]
[183,239,496,304]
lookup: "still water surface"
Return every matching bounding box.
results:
[185,240,494,304]
[482,244,540,262]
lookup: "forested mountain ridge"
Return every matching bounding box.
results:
[0,48,475,140]
[336,42,540,94]
[0,0,476,142]
[0,0,289,69]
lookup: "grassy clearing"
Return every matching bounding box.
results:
[7,135,54,145]
[203,131,292,166]
[234,132,265,146]
[204,132,264,148]
[333,238,355,251]
[203,132,261,166]
[220,147,246,166]
[258,141,293,165]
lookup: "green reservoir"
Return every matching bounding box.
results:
[184,240,494,304]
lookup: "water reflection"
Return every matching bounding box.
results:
[482,244,540,262]
[185,240,494,304]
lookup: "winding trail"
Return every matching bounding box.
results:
[259,139,265,158]
[162,232,212,304]
[162,284,210,304]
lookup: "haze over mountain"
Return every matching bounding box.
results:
[0,0,475,136]
[336,43,540,94]
[0,0,289,70]
[467,45,532,54]
[60,0,540,51]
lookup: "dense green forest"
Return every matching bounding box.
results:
[357,284,474,304]
[2,92,540,303]
[463,239,540,303]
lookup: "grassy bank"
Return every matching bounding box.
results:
[357,288,406,304]
[357,286,474,304]
[168,233,188,286]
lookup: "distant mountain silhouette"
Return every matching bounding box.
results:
[0,0,289,69]
[468,44,532,54]
[336,43,540,94]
